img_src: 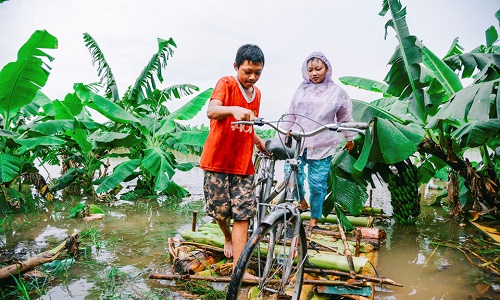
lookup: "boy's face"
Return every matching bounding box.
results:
[234,60,263,89]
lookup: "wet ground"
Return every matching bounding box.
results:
[1,161,499,299]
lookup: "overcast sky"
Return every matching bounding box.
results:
[1,1,498,125]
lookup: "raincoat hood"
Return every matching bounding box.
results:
[299,51,333,87]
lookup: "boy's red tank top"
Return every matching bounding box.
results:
[200,76,261,175]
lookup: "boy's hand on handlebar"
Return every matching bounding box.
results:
[342,141,355,152]
[232,107,256,121]
[254,135,267,153]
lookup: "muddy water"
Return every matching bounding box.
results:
[1,158,498,299]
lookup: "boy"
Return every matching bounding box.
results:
[199,44,266,273]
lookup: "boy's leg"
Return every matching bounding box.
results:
[203,171,233,257]
[216,218,233,258]
[231,219,249,269]
[229,174,257,278]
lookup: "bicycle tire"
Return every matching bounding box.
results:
[226,214,307,300]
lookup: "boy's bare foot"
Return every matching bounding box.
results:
[224,239,233,258]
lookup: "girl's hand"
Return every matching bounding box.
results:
[342,140,355,152]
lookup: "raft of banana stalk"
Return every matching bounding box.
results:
[149,207,403,300]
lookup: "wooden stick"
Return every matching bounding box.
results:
[0,231,79,281]
[192,211,198,232]
[336,214,357,279]
[304,267,403,287]
[148,273,370,287]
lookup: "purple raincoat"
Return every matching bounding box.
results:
[280,52,356,160]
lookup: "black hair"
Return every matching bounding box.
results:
[235,44,265,68]
[307,57,328,70]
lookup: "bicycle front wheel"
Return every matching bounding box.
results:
[226,214,307,300]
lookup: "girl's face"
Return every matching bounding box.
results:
[307,58,327,84]
[234,60,263,89]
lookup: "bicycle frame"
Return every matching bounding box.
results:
[227,117,369,300]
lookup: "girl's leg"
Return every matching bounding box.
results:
[307,156,332,227]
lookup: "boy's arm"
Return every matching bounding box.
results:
[254,132,266,153]
[207,99,256,121]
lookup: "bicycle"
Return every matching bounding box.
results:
[226,117,368,300]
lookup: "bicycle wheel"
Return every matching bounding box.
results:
[226,213,307,300]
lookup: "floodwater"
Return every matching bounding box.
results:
[1,157,499,300]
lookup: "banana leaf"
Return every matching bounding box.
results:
[0,152,23,183]
[96,159,141,194]
[157,88,213,135]
[74,83,139,124]
[0,30,57,128]
[354,117,424,170]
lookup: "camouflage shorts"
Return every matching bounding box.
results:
[203,171,256,221]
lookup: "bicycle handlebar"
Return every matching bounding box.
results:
[232,117,369,136]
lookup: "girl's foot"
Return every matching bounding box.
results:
[298,199,310,212]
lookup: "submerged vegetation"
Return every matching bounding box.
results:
[0,0,499,298]
[327,0,500,227]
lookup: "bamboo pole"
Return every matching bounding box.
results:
[0,230,79,281]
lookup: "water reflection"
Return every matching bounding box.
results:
[0,157,497,299]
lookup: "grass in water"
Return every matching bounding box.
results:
[177,280,226,300]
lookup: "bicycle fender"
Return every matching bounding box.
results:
[261,207,292,226]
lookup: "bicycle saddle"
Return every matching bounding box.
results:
[265,138,295,160]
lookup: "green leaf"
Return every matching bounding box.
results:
[74,83,139,124]
[96,159,140,194]
[452,120,500,148]
[176,162,198,171]
[339,76,390,95]
[0,153,23,183]
[0,30,58,128]
[88,204,105,214]
[169,130,208,147]
[334,203,355,232]
[383,0,427,122]
[53,99,76,120]
[141,147,176,192]
[157,88,212,135]
[14,136,66,150]
[354,126,374,171]
[435,80,496,122]
[418,42,463,96]
[324,151,369,217]
[130,37,177,103]
[376,118,425,164]
[160,84,200,100]
[29,119,76,135]
[68,203,85,218]
[83,32,119,101]
[66,126,93,155]
[163,180,190,198]
[352,99,406,123]
[486,26,499,48]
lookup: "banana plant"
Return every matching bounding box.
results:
[83,33,212,198]
[328,1,500,220]
[0,30,58,204]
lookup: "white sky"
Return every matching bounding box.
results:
[1,0,498,125]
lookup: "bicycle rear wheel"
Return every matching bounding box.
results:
[226,213,307,300]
